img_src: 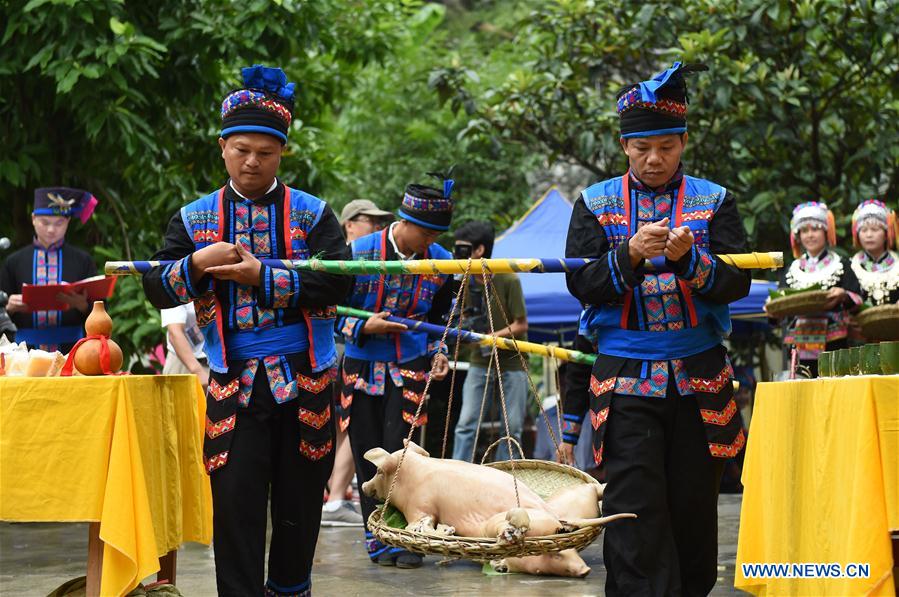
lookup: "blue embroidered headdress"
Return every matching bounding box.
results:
[398,168,455,231]
[616,62,707,138]
[220,65,296,144]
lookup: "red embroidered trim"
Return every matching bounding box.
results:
[402,411,428,427]
[708,428,746,458]
[299,439,333,461]
[700,399,738,426]
[681,209,715,222]
[296,372,331,395]
[593,443,604,467]
[402,389,425,405]
[205,414,236,439]
[689,364,732,394]
[298,406,331,430]
[589,375,615,396]
[590,407,609,430]
[340,390,353,410]
[596,212,628,226]
[193,229,218,243]
[399,368,427,381]
[208,378,239,402]
[205,451,229,473]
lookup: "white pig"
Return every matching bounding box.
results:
[362,441,633,548]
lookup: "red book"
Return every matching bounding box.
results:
[22,275,117,311]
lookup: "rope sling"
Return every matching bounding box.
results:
[367,259,609,559]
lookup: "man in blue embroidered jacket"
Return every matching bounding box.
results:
[563,63,751,597]
[335,176,455,568]
[142,65,351,597]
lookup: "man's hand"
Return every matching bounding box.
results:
[824,286,847,310]
[191,242,241,279]
[205,244,262,286]
[6,294,25,314]
[362,311,408,335]
[193,367,210,390]
[556,442,574,465]
[430,352,449,381]
[56,289,89,313]
[664,225,694,262]
[628,217,670,267]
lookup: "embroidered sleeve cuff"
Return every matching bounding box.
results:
[612,240,643,292]
[427,339,448,358]
[258,265,301,308]
[671,246,716,293]
[561,413,584,444]
[162,255,209,303]
[340,316,366,345]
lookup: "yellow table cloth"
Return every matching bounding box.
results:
[735,375,898,596]
[0,375,213,596]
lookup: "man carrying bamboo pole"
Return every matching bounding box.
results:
[141,65,351,596]
[335,174,455,568]
[563,62,751,597]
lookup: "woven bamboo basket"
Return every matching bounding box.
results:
[857,304,899,341]
[368,438,610,560]
[765,290,831,318]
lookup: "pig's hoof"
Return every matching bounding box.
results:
[435,523,455,536]
[490,559,509,573]
[556,520,578,533]
[497,523,526,545]
[406,516,436,534]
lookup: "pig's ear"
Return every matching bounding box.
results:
[364,447,392,470]
[403,439,430,458]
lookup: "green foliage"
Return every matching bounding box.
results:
[0,0,411,366]
[443,0,899,253]
[320,0,542,230]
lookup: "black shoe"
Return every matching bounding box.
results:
[374,549,423,569]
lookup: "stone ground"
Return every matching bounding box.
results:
[0,495,747,596]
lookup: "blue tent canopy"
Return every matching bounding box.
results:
[494,187,775,342]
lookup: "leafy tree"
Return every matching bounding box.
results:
[321,0,542,230]
[0,0,412,365]
[440,0,899,252]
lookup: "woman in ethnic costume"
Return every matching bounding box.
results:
[849,200,899,307]
[774,201,861,376]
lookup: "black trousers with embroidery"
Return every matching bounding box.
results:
[601,380,725,597]
[210,364,335,596]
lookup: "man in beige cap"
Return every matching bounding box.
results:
[340,199,394,242]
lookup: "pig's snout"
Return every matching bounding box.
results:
[361,477,379,499]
